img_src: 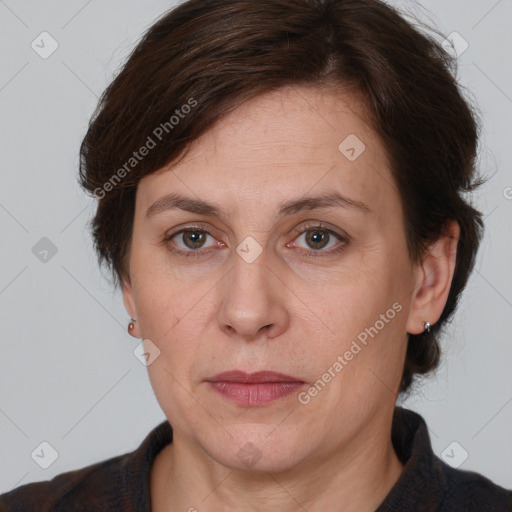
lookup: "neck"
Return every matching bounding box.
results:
[150,409,404,512]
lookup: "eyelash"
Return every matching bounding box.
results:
[163,222,349,260]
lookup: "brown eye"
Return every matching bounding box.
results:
[167,228,218,253]
[289,223,349,259]
[180,230,208,249]
[295,228,341,251]
[304,230,331,250]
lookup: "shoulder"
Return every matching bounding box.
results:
[0,452,130,512]
[386,407,512,511]
[0,419,172,512]
[435,458,512,512]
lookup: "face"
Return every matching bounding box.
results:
[123,85,422,472]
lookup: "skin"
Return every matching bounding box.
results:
[122,85,459,512]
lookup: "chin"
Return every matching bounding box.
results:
[202,423,311,473]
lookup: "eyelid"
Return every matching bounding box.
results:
[290,221,348,240]
[164,222,218,242]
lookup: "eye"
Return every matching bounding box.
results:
[164,222,348,260]
[165,226,222,257]
[288,222,348,258]
[296,229,336,250]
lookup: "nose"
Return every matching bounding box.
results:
[216,247,289,343]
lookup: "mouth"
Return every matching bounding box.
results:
[207,370,305,384]
[205,370,306,407]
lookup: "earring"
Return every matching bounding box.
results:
[128,318,136,336]
[422,321,431,334]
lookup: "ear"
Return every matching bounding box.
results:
[406,220,460,335]
[122,276,141,338]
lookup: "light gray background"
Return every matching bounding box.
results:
[1,0,511,494]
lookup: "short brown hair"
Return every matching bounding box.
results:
[79,0,484,394]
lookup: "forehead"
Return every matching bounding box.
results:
[137,85,398,221]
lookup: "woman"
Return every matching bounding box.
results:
[1,0,510,510]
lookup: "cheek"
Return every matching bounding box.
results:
[312,252,409,380]
[320,248,400,324]
[141,313,207,413]
[129,243,203,327]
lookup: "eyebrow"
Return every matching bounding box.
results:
[145,191,371,220]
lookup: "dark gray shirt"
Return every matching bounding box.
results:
[1,407,510,511]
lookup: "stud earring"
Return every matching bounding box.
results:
[422,321,431,334]
[128,318,137,336]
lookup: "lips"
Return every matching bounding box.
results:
[206,370,305,384]
[206,370,306,406]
